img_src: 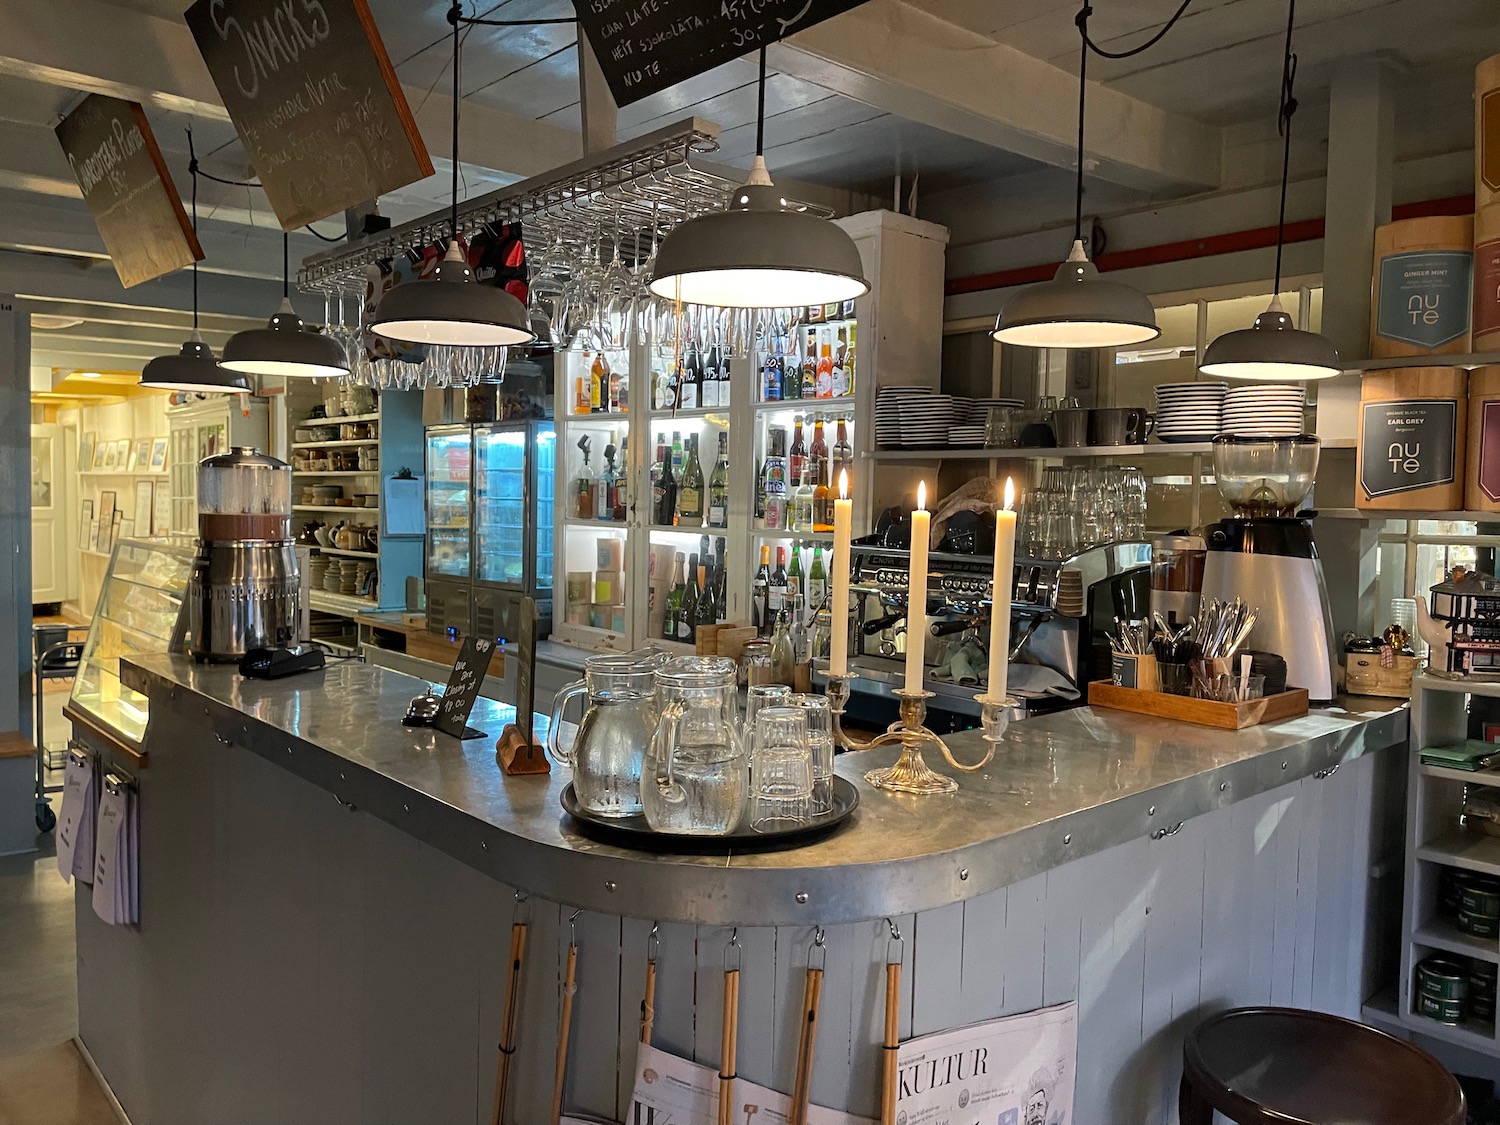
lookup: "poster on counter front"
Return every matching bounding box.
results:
[895,1002,1077,1125]
[629,1042,875,1125]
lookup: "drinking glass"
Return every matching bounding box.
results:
[643,656,747,835]
[745,683,792,732]
[749,706,812,831]
[787,694,835,814]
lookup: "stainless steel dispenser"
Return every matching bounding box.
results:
[187,448,301,661]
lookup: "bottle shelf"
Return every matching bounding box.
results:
[755,397,857,413]
[646,407,726,422]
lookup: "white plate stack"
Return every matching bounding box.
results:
[1220,384,1306,436]
[899,393,957,448]
[1154,383,1227,443]
[875,386,934,447]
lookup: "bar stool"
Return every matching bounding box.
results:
[1179,1007,1464,1125]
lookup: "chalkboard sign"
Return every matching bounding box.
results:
[55,95,203,289]
[1360,399,1459,498]
[185,0,433,230]
[573,0,870,106]
[435,635,493,740]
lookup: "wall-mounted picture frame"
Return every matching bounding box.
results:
[113,438,130,468]
[119,518,135,542]
[92,440,107,470]
[134,481,154,529]
[149,438,168,473]
[97,490,117,519]
[80,499,94,543]
[79,432,96,472]
[152,480,170,537]
[133,439,152,473]
[101,441,119,471]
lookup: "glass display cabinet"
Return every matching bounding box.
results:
[474,420,555,641]
[424,424,474,635]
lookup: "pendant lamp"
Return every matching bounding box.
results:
[223,234,351,378]
[992,4,1158,349]
[648,47,868,309]
[1200,0,1339,380]
[140,162,250,393]
[370,4,534,348]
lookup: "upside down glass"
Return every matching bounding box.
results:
[750,706,813,831]
[642,656,747,835]
[787,693,835,814]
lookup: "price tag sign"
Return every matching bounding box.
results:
[434,635,493,740]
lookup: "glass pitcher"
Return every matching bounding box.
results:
[547,649,667,818]
[643,656,747,835]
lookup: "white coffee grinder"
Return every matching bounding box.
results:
[1199,435,1336,700]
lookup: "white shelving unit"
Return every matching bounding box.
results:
[1378,673,1500,1056]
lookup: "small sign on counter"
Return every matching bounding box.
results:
[434,635,492,740]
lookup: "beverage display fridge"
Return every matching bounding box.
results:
[424,424,474,635]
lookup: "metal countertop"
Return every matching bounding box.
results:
[119,654,1408,926]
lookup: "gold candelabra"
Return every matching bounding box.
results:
[824,674,1015,795]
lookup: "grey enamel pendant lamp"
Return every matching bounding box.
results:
[1200,0,1339,380]
[223,234,350,378]
[370,3,534,348]
[992,4,1159,349]
[140,163,250,393]
[648,47,868,309]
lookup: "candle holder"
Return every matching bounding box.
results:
[825,674,1004,795]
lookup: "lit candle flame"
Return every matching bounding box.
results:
[839,468,848,500]
[1003,477,1016,511]
[916,480,927,511]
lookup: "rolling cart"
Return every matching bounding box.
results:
[33,624,86,832]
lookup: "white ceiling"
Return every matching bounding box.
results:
[10,0,1499,375]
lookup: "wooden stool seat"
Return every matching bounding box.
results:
[1180,1007,1464,1125]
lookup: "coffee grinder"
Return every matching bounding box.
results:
[1200,435,1336,700]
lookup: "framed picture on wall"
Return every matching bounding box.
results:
[152,481,170,537]
[149,438,168,473]
[133,439,151,473]
[79,432,96,472]
[108,510,122,551]
[124,442,137,473]
[113,439,129,468]
[119,519,135,542]
[87,520,99,553]
[134,481,153,529]
[80,499,94,542]
[101,442,118,471]
[98,490,117,519]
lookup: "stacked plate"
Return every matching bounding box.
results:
[1154,382,1227,443]
[954,397,1023,425]
[875,386,958,447]
[948,425,988,447]
[875,385,934,447]
[1221,384,1306,436]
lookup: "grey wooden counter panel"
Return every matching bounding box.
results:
[121,653,1408,926]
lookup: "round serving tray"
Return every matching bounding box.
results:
[561,777,860,853]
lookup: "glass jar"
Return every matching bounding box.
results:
[547,649,667,817]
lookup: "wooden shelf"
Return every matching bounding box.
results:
[1363,984,1497,1052]
[309,589,379,616]
[1345,352,1500,373]
[1416,829,1500,876]
[316,547,378,560]
[295,470,379,477]
[293,504,380,514]
[297,411,379,425]
[1414,914,1500,963]
[291,439,379,450]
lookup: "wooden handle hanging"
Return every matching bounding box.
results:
[491,921,528,1125]
[789,965,825,1125]
[550,941,579,1125]
[718,969,740,1125]
[641,956,658,1045]
[881,960,900,1125]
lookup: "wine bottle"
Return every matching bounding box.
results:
[753,545,772,635]
[655,441,676,526]
[707,432,730,528]
[662,552,685,641]
[786,544,802,609]
[613,433,629,521]
[807,548,828,624]
[833,417,853,484]
[769,546,789,623]
[679,339,700,410]
[680,552,699,643]
[677,434,704,526]
[697,562,717,632]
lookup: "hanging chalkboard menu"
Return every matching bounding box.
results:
[573,0,871,106]
[55,95,202,289]
[184,0,433,230]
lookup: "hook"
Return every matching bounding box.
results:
[884,918,904,965]
[724,928,743,972]
[808,925,827,971]
[647,921,660,961]
[569,909,581,947]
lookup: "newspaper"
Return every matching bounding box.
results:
[629,1042,877,1125]
[894,1003,1077,1125]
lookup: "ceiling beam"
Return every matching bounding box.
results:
[0,0,582,193]
[767,0,1222,194]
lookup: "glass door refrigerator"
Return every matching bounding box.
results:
[424,424,474,635]
[473,420,555,642]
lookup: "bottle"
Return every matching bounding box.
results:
[786,544,802,609]
[807,416,829,494]
[816,330,834,398]
[696,562,716,633]
[593,350,613,412]
[662,552,685,641]
[789,593,808,666]
[832,326,849,397]
[705,339,722,410]
[833,417,853,484]
[813,475,834,534]
[807,548,827,626]
[596,433,618,521]
[802,328,819,399]
[679,553,699,643]
[679,340,699,410]
[782,334,801,401]
[769,547,789,623]
[654,364,676,411]
[589,352,605,413]
[770,609,795,687]
[677,434,704,526]
[762,427,788,530]
[762,339,782,402]
[574,435,596,519]
[654,439,677,526]
[650,433,666,512]
[788,415,807,495]
[716,556,729,623]
[611,365,627,414]
[707,432,730,529]
[670,431,684,479]
[752,545,772,635]
[754,452,768,526]
[845,322,857,396]
[613,433,629,522]
[574,375,589,415]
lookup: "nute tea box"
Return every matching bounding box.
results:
[1475,206,1500,352]
[1467,366,1500,511]
[1478,53,1500,211]
[1370,216,1474,358]
[1357,367,1467,511]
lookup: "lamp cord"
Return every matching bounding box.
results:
[1273,0,1299,295]
[450,3,462,241]
[283,233,289,299]
[757,45,767,156]
[190,155,199,333]
[1073,4,1089,243]
[1083,0,1194,58]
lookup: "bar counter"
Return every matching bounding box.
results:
[72,654,1410,1124]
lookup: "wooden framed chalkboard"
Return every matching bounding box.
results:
[573,0,872,106]
[55,95,203,289]
[185,0,434,230]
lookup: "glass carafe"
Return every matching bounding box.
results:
[643,656,747,835]
[547,649,667,818]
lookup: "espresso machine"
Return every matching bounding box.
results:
[1200,435,1336,700]
[187,449,303,662]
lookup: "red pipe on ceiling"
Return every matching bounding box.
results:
[944,194,1478,297]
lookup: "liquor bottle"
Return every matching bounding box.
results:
[611,365,627,413]
[754,453,768,526]
[816,330,834,399]
[596,433,618,521]
[670,431,684,479]
[753,545,772,635]
[845,322,857,397]
[762,427,788,530]
[654,363,676,411]
[662,552,686,641]
[769,547,789,623]
[762,338,782,402]
[770,609,795,686]
[782,334,801,401]
[789,593,808,666]
[807,548,828,625]
[650,432,666,497]
[654,440,677,526]
[832,326,849,397]
[574,435,596,519]
[682,339,702,410]
[613,434,629,521]
[677,434,704,526]
[680,552,699,643]
[788,415,807,495]
[589,352,606,413]
[833,417,853,484]
[786,544,802,609]
[807,416,829,494]
[802,328,819,399]
[574,376,589,415]
[707,432,730,528]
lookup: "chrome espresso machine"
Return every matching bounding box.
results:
[846,535,1150,729]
